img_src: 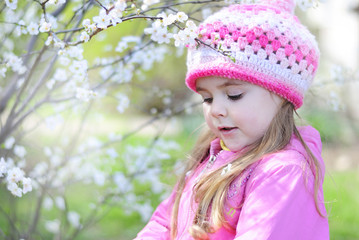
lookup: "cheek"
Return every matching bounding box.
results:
[248,100,279,132]
[202,105,210,120]
[203,106,217,130]
[234,104,271,134]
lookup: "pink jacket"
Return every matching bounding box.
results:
[135,126,329,239]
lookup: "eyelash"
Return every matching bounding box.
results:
[203,98,213,104]
[202,94,243,104]
[228,94,243,101]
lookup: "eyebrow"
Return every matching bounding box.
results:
[196,80,246,92]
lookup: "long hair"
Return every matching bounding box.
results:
[170,101,324,239]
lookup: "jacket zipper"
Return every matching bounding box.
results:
[194,150,222,184]
[178,151,223,239]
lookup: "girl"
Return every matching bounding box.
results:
[135,0,329,239]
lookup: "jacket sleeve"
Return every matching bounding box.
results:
[234,156,328,240]
[134,187,177,240]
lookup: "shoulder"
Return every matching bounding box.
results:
[258,148,308,172]
[246,149,314,192]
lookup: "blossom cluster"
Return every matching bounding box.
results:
[0,157,32,197]
[144,12,198,47]
[113,138,180,221]
[78,0,128,43]
[2,52,27,76]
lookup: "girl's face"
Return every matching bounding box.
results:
[196,76,282,152]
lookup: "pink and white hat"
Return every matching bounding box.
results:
[185,0,320,109]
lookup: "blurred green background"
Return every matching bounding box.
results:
[1,1,359,239]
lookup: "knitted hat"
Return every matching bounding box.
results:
[185,0,319,109]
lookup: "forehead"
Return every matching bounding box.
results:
[196,76,247,91]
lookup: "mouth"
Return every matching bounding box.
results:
[218,126,237,132]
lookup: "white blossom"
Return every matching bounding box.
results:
[185,20,198,35]
[100,66,114,80]
[4,136,15,149]
[88,24,97,33]
[0,158,7,177]
[45,114,64,130]
[109,8,123,26]
[53,68,67,82]
[5,0,17,10]
[45,35,53,46]
[136,201,153,222]
[76,87,97,102]
[27,22,39,35]
[7,182,22,197]
[93,9,110,29]
[15,20,28,36]
[141,0,159,11]
[54,39,65,49]
[330,64,345,85]
[55,196,65,210]
[14,145,27,158]
[67,211,81,228]
[45,219,60,233]
[163,96,171,105]
[43,147,52,157]
[329,91,340,111]
[0,67,7,77]
[44,14,58,30]
[22,177,32,194]
[46,79,56,89]
[113,172,132,193]
[156,28,173,44]
[59,56,70,66]
[17,159,26,169]
[69,60,87,74]
[39,21,52,32]
[108,133,122,141]
[30,162,48,179]
[150,107,157,115]
[49,156,62,172]
[116,93,130,113]
[115,41,128,52]
[80,31,90,42]
[173,20,198,47]
[115,36,140,52]
[48,0,66,6]
[67,47,84,60]
[43,197,54,210]
[144,20,173,44]
[82,19,91,28]
[176,12,188,23]
[5,53,26,74]
[93,170,106,186]
[162,13,177,26]
[106,148,118,158]
[115,0,127,11]
[6,167,24,183]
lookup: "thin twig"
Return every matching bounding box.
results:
[66,15,161,46]
[55,27,84,34]
[94,0,108,11]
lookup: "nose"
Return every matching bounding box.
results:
[210,98,227,118]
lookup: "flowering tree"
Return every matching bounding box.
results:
[0,0,227,238]
[0,0,353,239]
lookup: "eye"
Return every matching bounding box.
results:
[202,97,213,104]
[228,94,243,101]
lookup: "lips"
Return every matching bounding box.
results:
[218,126,237,132]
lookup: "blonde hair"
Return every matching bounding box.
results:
[170,101,325,239]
